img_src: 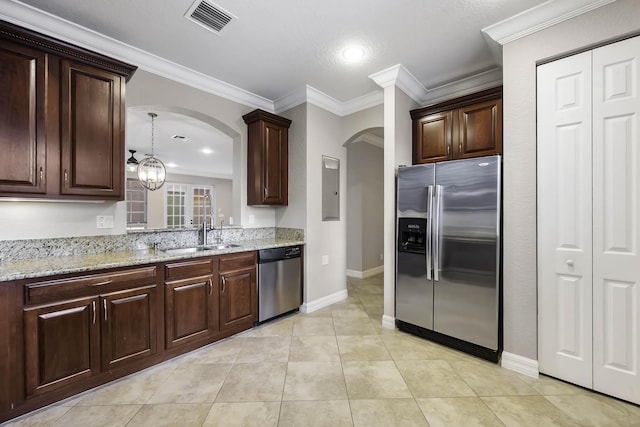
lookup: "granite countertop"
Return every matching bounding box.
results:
[0,238,304,282]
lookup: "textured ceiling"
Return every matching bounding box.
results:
[16,0,547,103]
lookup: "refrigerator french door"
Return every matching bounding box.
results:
[396,155,501,362]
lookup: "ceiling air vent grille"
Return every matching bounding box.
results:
[185,0,236,34]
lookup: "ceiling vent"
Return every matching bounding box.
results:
[185,0,236,34]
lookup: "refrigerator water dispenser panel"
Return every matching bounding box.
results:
[398,218,427,253]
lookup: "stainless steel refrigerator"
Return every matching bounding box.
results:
[396,155,501,362]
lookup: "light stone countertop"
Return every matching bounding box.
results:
[0,238,304,282]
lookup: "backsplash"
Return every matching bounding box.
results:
[0,227,304,262]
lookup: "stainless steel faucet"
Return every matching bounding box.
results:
[201,193,213,246]
[217,219,224,244]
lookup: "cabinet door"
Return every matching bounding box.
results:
[219,267,256,332]
[24,297,100,397]
[59,59,124,199]
[165,275,217,348]
[413,111,452,164]
[100,286,157,371]
[457,98,502,159]
[0,40,47,194]
[262,122,288,205]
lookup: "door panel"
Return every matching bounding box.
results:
[101,286,157,371]
[433,157,500,350]
[220,269,256,331]
[0,40,47,194]
[537,50,593,388]
[24,297,100,397]
[593,35,640,404]
[60,59,123,198]
[457,99,502,159]
[413,112,452,164]
[165,276,216,348]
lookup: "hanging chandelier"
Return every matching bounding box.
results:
[137,112,166,191]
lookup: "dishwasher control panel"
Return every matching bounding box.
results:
[258,245,302,262]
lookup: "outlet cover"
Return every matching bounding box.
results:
[96,215,114,229]
[249,215,255,224]
[322,255,329,265]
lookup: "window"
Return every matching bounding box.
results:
[126,179,147,225]
[165,183,214,228]
[166,183,187,228]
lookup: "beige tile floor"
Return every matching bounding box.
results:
[5,274,640,426]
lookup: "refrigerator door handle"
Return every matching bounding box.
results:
[426,185,434,280]
[433,184,442,281]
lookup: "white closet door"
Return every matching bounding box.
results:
[592,36,640,404]
[537,51,593,388]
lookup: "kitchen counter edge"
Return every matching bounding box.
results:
[0,238,304,282]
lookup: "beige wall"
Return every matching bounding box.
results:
[502,0,640,360]
[304,104,348,302]
[277,104,307,230]
[346,141,384,273]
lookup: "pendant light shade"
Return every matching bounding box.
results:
[137,112,166,191]
[126,149,138,172]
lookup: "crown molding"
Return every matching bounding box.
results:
[274,86,383,117]
[0,0,274,111]
[353,132,384,148]
[369,64,427,104]
[369,64,503,107]
[421,67,503,105]
[482,0,617,46]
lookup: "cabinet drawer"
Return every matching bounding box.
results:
[165,257,215,281]
[219,251,256,273]
[24,266,157,305]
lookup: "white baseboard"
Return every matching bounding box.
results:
[300,289,348,313]
[381,314,396,330]
[346,265,384,279]
[501,351,539,378]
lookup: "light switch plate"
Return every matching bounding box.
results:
[322,255,329,265]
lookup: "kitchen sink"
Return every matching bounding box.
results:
[161,244,241,254]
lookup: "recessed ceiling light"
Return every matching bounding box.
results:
[201,148,214,154]
[342,45,365,63]
[166,162,178,168]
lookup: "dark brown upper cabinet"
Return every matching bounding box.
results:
[0,21,136,200]
[410,87,502,164]
[242,109,291,206]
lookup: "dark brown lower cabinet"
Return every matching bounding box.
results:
[164,257,218,350]
[219,252,257,332]
[2,250,269,423]
[23,296,100,397]
[100,286,157,371]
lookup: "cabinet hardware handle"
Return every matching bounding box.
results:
[221,276,226,293]
[92,300,96,324]
[566,259,574,267]
[64,170,69,188]
[39,167,43,183]
[89,280,113,287]
[208,278,213,296]
[459,143,462,155]
[447,144,451,158]
[264,188,267,199]
[103,299,107,321]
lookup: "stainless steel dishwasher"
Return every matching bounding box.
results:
[257,245,302,323]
